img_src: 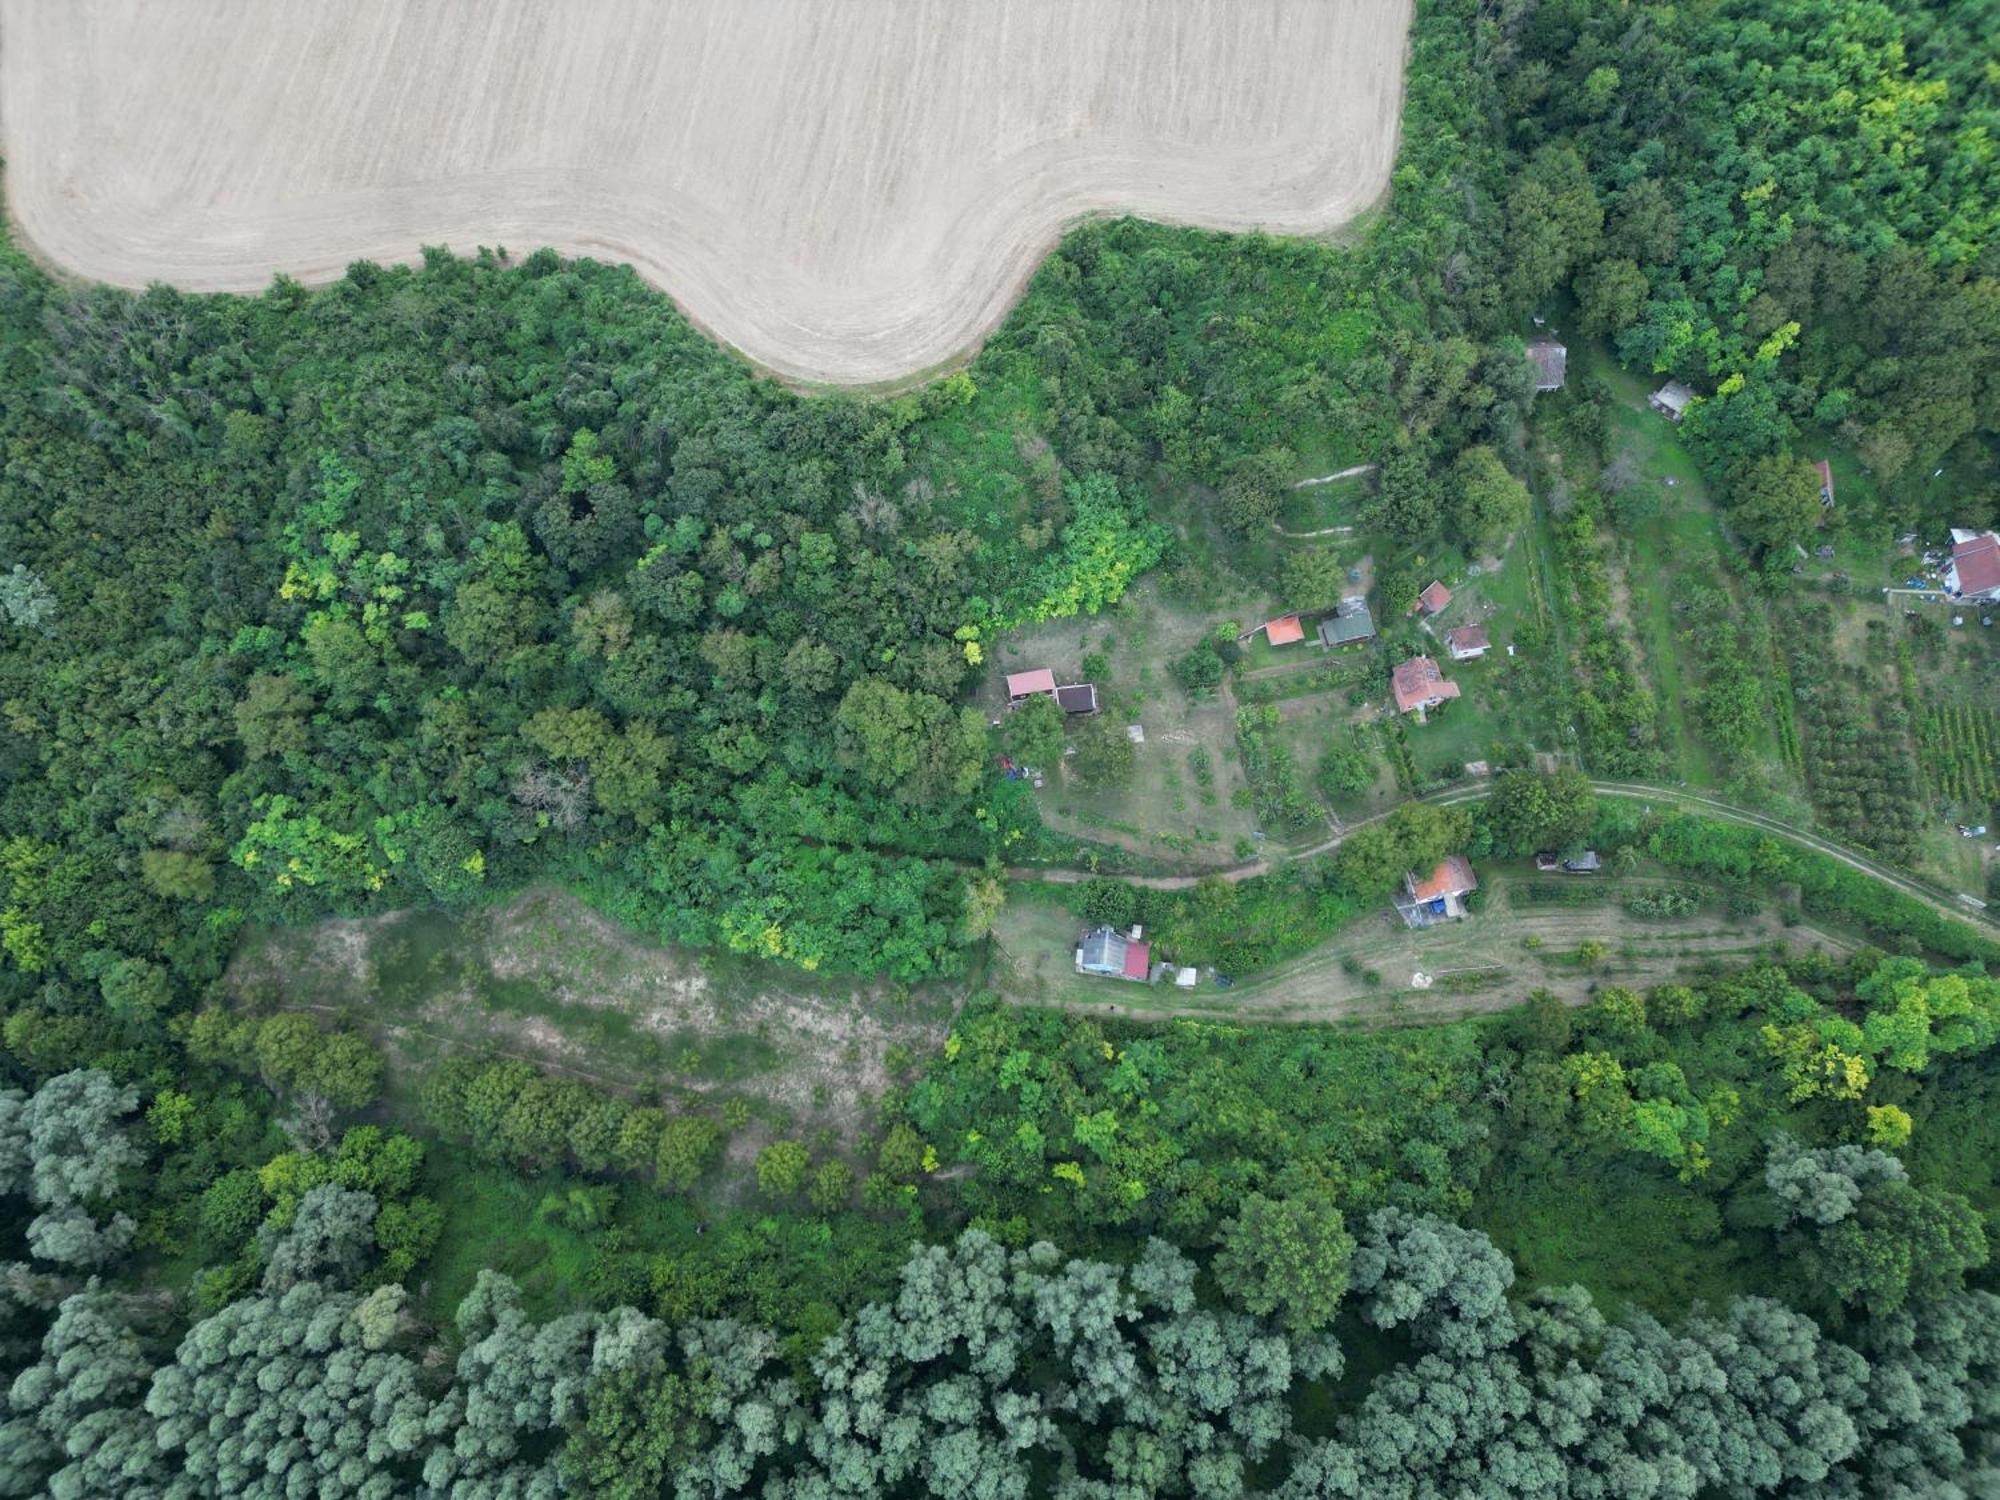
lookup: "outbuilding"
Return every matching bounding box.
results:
[1649,381,1694,421]
[1319,598,1377,648]
[1527,337,1567,392]
[1444,624,1490,661]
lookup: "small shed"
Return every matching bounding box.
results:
[1527,337,1567,392]
[1814,459,1834,508]
[1262,615,1306,646]
[1006,668,1058,702]
[1444,624,1490,661]
[1417,581,1453,617]
[1649,381,1694,421]
[1055,683,1099,715]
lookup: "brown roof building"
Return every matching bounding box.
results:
[1945,530,2000,602]
[1394,856,1479,927]
[1445,624,1490,660]
[1006,668,1058,700]
[1391,655,1460,716]
[1417,581,1452,617]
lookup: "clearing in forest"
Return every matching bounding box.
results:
[990,868,1852,1025]
[222,887,958,1155]
[1,0,1413,385]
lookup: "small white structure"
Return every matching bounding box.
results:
[1444,624,1491,661]
[1649,380,1695,421]
[1174,965,1200,990]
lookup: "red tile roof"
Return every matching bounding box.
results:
[1814,459,1833,500]
[1446,624,1490,653]
[1391,655,1461,714]
[1948,534,2000,596]
[1122,941,1151,980]
[1418,581,1452,615]
[1410,856,1478,903]
[1263,615,1306,645]
[1006,668,1057,698]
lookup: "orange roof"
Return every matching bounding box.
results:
[1263,615,1305,645]
[1418,581,1452,615]
[1391,655,1460,714]
[1410,856,1478,903]
[1006,668,1057,698]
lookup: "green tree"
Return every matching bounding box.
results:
[1483,768,1596,854]
[1799,1179,1988,1317]
[755,1140,811,1199]
[1004,693,1066,771]
[1214,1175,1357,1334]
[1069,712,1136,789]
[808,1159,856,1214]
[1450,446,1532,553]
[1727,453,1824,554]
[1575,257,1650,334]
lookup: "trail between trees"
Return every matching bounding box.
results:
[1010,780,1996,939]
[1291,463,1378,488]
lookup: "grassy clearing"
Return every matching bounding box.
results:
[1570,345,1799,799]
[223,886,959,1152]
[989,864,1850,1025]
[985,578,1273,866]
[1278,473,1370,532]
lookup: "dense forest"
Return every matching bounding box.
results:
[1,0,1997,1493]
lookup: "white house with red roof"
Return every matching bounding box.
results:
[1944,529,2000,604]
[1394,856,1478,928]
[1075,925,1150,981]
[1444,624,1490,661]
[1391,655,1460,718]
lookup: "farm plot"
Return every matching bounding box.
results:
[1920,702,2000,810]
[2,0,1413,385]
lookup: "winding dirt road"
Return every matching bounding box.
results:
[1011,779,1996,941]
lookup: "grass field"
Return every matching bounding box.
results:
[988,862,1852,1025]
[224,886,959,1162]
[986,578,1274,865]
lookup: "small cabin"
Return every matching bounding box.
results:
[1650,381,1694,421]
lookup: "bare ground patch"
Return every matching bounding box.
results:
[223,886,960,1150]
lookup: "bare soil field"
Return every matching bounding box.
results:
[1,0,1411,385]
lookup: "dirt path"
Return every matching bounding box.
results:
[2,0,1414,387]
[1011,779,1997,939]
[1292,463,1378,488]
